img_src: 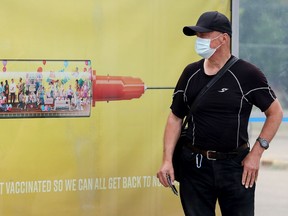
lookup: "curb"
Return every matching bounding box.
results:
[261,159,288,170]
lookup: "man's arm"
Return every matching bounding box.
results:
[242,99,283,188]
[157,111,182,187]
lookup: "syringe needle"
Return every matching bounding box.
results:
[146,87,174,90]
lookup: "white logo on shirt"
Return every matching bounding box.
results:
[218,88,229,93]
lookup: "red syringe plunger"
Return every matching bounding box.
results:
[92,72,145,106]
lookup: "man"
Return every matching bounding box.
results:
[0,81,4,95]
[17,77,25,103]
[157,11,283,216]
[9,78,16,104]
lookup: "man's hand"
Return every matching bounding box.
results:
[241,150,261,188]
[157,161,174,187]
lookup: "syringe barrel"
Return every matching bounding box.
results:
[0,59,92,118]
[0,60,146,118]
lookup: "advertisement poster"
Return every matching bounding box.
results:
[0,1,230,215]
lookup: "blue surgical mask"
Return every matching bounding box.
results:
[195,34,223,59]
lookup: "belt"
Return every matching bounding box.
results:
[187,143,249,160]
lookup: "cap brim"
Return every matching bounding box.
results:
[183,26,212,36]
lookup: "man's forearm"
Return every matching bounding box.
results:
[258,99,283,141]
[162,112,183,163]
[251,99,283,154]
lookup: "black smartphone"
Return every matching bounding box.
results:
[166,174,178,196]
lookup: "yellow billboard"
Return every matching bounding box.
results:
[0,0,230,215]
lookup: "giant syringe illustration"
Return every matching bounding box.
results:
[0,59,172,118]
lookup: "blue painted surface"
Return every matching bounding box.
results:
[249,117,288,122]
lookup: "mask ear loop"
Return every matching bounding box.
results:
[210,34,225,50]
[210,33,224,41]
[210,33,224,51]
[214,43,223,50]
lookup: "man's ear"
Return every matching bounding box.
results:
[222,33,229,42]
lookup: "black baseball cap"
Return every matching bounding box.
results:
[183,11,232,36]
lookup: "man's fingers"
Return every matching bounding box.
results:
[242,170,247,186]
[157,171,169,187]
[242,169,257,188]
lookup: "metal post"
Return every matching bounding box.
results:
[231,0,239,57]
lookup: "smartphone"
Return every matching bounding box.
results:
[166,174,178,196]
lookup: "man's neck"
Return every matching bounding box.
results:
[204,52,231,76]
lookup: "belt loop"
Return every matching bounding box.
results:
[196,154,203,168]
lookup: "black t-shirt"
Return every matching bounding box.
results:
[170,56,276,152]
